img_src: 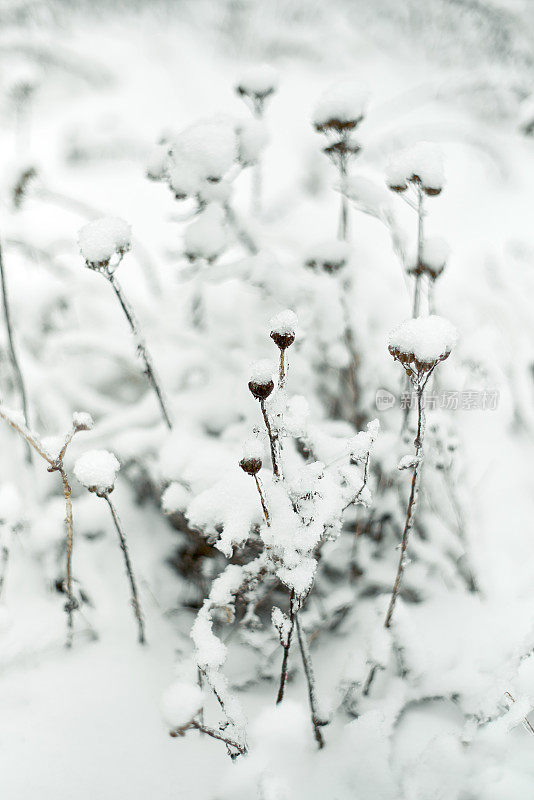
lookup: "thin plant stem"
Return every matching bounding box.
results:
[103,492,145,644]
[278,349,286,388]
[276,588,295,704]
[295,613,325,748]
[58,467,76,647]
[0,528,11,599]
[338,154,349,241]
[172,720,246,755]
[385,379,426,628]
[107,273,172,430]
[0,406,84,645]
[254,475,270,525]
[259,398,279,478]
[0,236,32,463]
[224,202,258,255]
[412,186,425,318]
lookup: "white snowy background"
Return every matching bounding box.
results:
[2,0,534,798]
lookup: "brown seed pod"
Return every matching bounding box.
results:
[422,185,442,196]
[248,379,274,400]
[239,457,262,475]
[270,330,295,350]
[314,116,363,133]
[387,181,408,193]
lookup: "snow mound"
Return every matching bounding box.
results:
[161,681,203,729]
[78,217,131,265]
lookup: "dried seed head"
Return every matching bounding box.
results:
[387,316,457,375]
[239,456,262,475]
[248,360,275,399]
[72,411,94,432]
[269,309,298,350]
[248,378,274,400]
[270,330,295,349]
[305,240,351,274]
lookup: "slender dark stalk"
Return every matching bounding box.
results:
[278,348,286,388]
[224,202,258,255]
[0,237,32,463]
[295,614,325,748]
[276,588,295,704]
[254,475,270,525]
[259,398,279,478]
[0,529,10,599]
[103,492,145,644]
[385,381,425,628]
[107,273,172,430]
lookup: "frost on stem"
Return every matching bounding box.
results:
[78,217,172,430]
[74,449,145,644]
[384,316,458,628]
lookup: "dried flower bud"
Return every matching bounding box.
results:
[72,411,94,432]
[387,316,457,374]
[305,240,351,274]
[248,360,275,400]
[239,457,262,475]
[270,309,297,350]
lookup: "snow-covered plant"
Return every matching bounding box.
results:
[386,142,445,317]
[235,64,278,214]
[167,309,379,754]
[384,315,457,628]
[313,81,368,240]
[78,217,172,429]
[0,407,94,645]
[74,448,145,643]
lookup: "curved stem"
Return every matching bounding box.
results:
[385,381,425,628]
[0,237,32,463]
[108,274,172,430]
[103,493,145,644]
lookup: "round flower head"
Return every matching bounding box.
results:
[388,316,457,374]
[305,240,351,274]
[235,64,279,102]
[313,82,368,133]
[248,360,275,400]
[386,142,445,196]
[409,237,450,279]
[239,436,264,475]
[74,449,120,495]
[79,217,131,269]
[270,310,298,350]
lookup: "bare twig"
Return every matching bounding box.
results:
[295,614,325,748]
[0,236,32,463]
[107,273,172,430]
[102,492,145,644]
[276,588,295,704]
[171,719,247,756]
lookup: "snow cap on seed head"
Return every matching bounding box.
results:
[74,450,120,495]
[388,315,457,372]
[78,217,131,269]
[270,310,298,350]
[305,239,351,274]
[239,436,264,475]
[313,81,369,133]
[72,411,94,432]
[248,360,275,399]
[235,64,279,101]
[386,142,445,196]
[408,237,450,279]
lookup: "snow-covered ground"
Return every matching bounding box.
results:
[3,1,534,797]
